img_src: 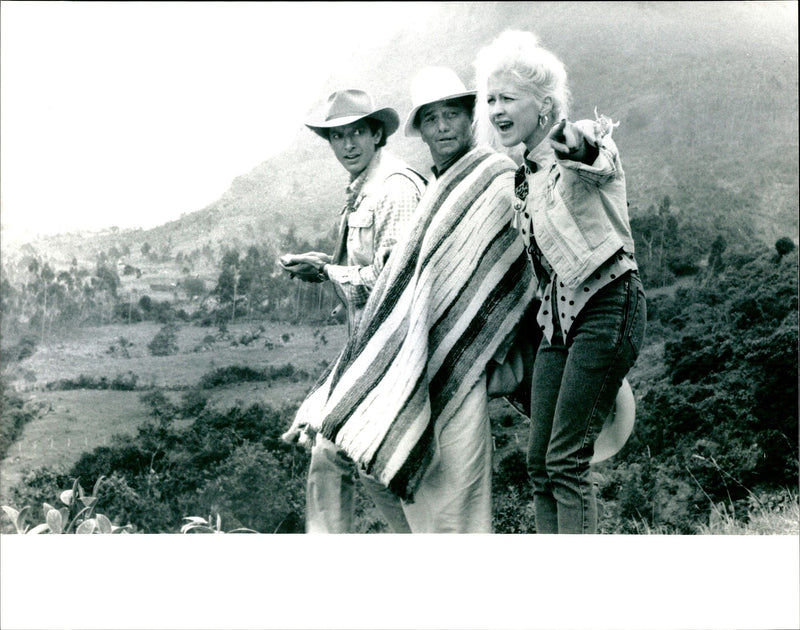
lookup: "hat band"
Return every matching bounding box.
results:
[326,110,370,121]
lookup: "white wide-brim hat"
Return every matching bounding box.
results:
[404,66,477,137]
[306,89,400,140]
[590,377,636,464]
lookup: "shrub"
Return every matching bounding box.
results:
[188,442,305,533]
[0,388,46,460]
[111,371,139,390]
[197,363,309,389]
[41,399,307,533]
[1,477,131,534]
[5,335,38,362]
[44,372,141,391]
[775,236,796,258]
[199,365,263,388]
[148,323,179,356]
[4,467,73,523]
[493,487,536,533]
[179,389,209,417]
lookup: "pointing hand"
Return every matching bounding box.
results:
[548,119,586,159]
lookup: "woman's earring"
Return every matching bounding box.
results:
[538,114,549,128]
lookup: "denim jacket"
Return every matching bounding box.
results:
[526,120,635,289]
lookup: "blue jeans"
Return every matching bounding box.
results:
[527,272,646,534]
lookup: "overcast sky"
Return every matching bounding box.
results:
[0,1,433,241]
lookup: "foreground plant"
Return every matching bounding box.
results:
[1,476,130,534]
[181,513,257,534]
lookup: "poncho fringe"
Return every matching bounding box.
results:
[291,146,535,500]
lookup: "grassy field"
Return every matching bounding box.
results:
[0,320,347,503]
[6,321,347,390]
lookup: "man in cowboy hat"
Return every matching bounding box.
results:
[281,88,426,533]
[404,66,479,176]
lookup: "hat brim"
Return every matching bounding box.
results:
[590,378,636,465]
[306,107,400,140]
[404,91,477,137]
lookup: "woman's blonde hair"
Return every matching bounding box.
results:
[473,30,571,150]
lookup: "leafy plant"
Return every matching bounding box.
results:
[1,477,130,534]
[180,513,257,534]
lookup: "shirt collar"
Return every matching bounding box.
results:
[345,148,382,200]
[431,144,472,178]
[524,136,554,173]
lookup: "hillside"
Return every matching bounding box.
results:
[3,1,797,268]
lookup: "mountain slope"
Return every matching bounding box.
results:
[180,1,800,249]
[7,1,798,265]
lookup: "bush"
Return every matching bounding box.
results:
[188,442,305,533]
[197,363,309,389]
[148,324,179,356]
[199,365,265,389]
[41,398,308,533]
[493,487,537,533]
[0,388,45,460]
[44,371,141,391]
[179,389,208,417]
[4,467,73,522]
[2,335,38,363]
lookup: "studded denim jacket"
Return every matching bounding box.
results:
[515,120,636,290]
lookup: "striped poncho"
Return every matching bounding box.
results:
[291,146,535,500]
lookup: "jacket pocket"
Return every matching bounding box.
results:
[535,186,592,287]
[558,176,609,250]
[347,210,374,229]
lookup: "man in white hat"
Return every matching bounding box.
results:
[404,66,479,177]
[281,89,426,533]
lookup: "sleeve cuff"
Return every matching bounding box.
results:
[325,264,365,286]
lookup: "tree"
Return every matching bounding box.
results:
[182,278,206,300]
[775,236,796,259]
[39,263,55,342]
[707,234,727,275]
[239,245,275,316]
[214,249,243,323]
[147,323,179,356]
[94,263,120,298]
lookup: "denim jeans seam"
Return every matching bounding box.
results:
[613,275,632,348]
[627,282,646,358]
[578,276,633,452]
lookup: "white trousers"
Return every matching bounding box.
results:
[400,378,493,533]
[306,434,411,533]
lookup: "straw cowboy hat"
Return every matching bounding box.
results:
[305,89,400,140]
[404,66,477,137]
[590,378,636,464]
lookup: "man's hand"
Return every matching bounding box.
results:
[280,252,331,267]
[280,252,331,283]
[281,423,316,451]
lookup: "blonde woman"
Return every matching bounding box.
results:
[474,30,646,534]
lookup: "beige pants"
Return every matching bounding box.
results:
[306,434,411,533]
[401,378,493,533]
